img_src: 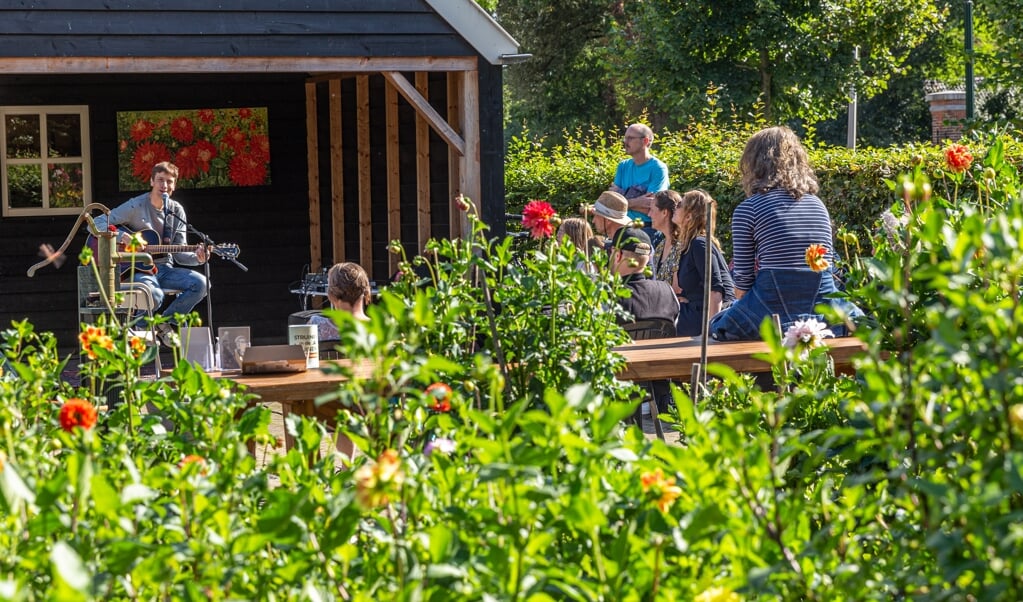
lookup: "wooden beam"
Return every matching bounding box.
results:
[415,72,432,252]
[385,80,401,277]
[0,56,479,74]
[329,78,345,263]
[446,72,463,239]
[381,71,464,156]
[305,82,322,274]
[305,73,359,84]
[459,70,480,238]
[356,75,373,271]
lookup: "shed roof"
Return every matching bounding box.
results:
[423,0,521,65]
[0,0,521,67]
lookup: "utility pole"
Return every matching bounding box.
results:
[965,0,975,119]
[847,46,859,150]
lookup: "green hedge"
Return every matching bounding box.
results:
[505,124,1023,253]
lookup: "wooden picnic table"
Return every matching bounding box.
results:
[612,335,866,381]
[215,336,866,453]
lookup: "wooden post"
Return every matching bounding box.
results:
[415,72,432,252]
[458,69,479,238]
[385,80,401,276]
[356,75,372,269]
[699,201,715,388]
[329,78,344,263]
[447,72,463,238]
[305,82,321,274]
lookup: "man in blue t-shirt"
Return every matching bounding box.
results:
[610,123,670,230]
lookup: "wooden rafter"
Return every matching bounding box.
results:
[381,71,465,156]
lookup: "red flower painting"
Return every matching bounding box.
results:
[170,116,195,144]
[130,142,172,184]
[116,107,271,190]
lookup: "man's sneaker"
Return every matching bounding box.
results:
[155,323,178,347]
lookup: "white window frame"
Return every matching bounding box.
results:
[1,105,92,217]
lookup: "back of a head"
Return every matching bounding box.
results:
[676,189,721,251]
[328,262,371,305]
[556,217,594,257]
[610,227,652,273]
[739,125,818,199]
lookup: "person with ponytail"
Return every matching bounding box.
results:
[670,189,735,336]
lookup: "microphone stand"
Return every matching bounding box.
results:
[186,223,249,336]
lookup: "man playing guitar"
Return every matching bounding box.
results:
[92,161,207,343]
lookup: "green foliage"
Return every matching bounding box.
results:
[498,0,624,139]
[498,0,949,138]
[6,132,1023,599]
[506,122,1023,255]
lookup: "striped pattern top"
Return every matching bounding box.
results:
[730,188,834,292]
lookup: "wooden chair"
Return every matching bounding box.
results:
[620,318,677,440]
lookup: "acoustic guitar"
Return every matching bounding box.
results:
[86,227,240,278]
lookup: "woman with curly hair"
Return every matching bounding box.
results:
[670,189,735,336]
[709,126,861,341]
[308,262,371,343]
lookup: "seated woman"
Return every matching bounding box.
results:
[308,262,371,344]
[671,190,736,336]
[649,190,684,289]
[709,126,862,341]
[556,217,599,272]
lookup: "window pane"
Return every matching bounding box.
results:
[7,164,43,208]
[48,114,82,158]
[5,114,41,158]
[48,163,83,208]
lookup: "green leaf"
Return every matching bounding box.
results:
[89,474,120,520]
[50,542,89,594]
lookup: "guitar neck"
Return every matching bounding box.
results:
[140,245,198,254]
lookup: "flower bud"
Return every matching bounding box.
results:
[895,177,915,200]
[387,240,403,255]
[1010,404,1023,436]
[911,154,924,166]
[983,167,997,182]
[919,181,932,201]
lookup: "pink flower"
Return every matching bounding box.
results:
[782,318,834,351]
[424,437,456,456]
[522,200,557,239]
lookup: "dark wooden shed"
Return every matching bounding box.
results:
[0,0,523,352]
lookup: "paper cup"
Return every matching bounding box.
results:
[288,324,319,369]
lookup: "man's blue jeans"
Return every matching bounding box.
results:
[132,264,207,322]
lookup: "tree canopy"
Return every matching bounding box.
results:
[495,0,1015,144]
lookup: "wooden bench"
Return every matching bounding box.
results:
[613,336,866,382]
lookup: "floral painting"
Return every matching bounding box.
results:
[116,107,271,190]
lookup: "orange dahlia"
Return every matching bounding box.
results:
[59,398,98,432]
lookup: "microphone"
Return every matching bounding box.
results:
[162,192,170,204]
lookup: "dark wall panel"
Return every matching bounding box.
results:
[0,74,312,352]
